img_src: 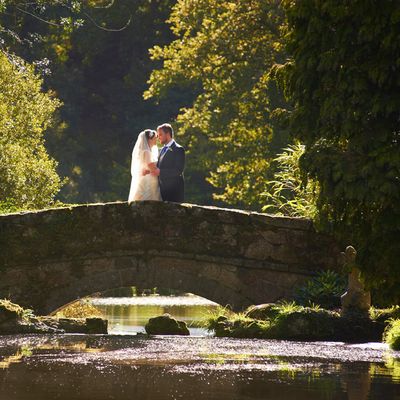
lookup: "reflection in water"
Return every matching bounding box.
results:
[0,335,398,399]
[90,294,219,335]
[0,346,32,369]
[0,293,399,400]
[341,363,371,400]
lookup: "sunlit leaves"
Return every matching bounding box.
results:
[262,143,318,218]
[145,0,288,208]
[0,52,62,212]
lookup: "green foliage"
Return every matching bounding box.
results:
[146,0,289,209]
[370,306,400,323]
[1,0,188,204]
[384,319,400,351]
[262,143,318,217]
[204,305,234,330]
[278,1,400,303]
[0,1,86,52]
[0,52,62,212]
[295,270,347,310]
[206,302,341,340]
[274,300,303,314]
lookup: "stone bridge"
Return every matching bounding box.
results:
[0,202,341,314]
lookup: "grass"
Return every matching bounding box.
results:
[205,301,339,340]
[370,306,400,322]
[206,302,400,342]
[384,319,400,351]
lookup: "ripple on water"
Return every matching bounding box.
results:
[0,335,399,400]
[0,335,397,368]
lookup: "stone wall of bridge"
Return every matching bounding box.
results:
[0,201,341,314]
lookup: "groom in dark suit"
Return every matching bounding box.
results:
[151,123,185,202]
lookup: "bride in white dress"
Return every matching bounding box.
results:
[128,129,162,202]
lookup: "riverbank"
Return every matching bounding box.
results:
[207,303,400,346]
[0,299,107,334]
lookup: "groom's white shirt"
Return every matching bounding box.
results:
[164,139,175,149]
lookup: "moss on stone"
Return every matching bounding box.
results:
[207,302,385,342]
[269,308,339,340]
[244,303,281,320]
[0,299,108,334]
[0,299,27,323]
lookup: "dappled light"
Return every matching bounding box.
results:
[0,0,399,398]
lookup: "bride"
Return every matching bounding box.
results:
[128,129,161,202]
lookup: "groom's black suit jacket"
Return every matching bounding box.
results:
[157,141,185,202]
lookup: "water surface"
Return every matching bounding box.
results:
[0,295,399,399]
[90,294,219,335]
[0,335,399,400]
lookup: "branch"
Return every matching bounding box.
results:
[90,0,116,9]
[15,6,62,27]
[81,10,131,32]
[57,1,132,32]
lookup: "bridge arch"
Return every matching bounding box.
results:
[45,253,252,314]
[0,202,341,314]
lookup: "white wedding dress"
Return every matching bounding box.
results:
[128,131,161,202]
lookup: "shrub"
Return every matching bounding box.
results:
[295,270,347,310]
[384,319,400,351]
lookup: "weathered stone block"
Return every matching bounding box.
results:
[86,317,108,334]
[58,318,87,333]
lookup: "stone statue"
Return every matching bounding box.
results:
[340,246,371,318]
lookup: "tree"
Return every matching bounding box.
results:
[279,0,400,303]
[0,52,62,212]
[0,0,189,203]
[145,0,288,208]
[2,0,190,203]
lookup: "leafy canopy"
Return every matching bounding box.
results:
[279,0,400,303]
[0,52,62,212]
[145,0,288,208]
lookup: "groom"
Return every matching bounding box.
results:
[151,123,185,202]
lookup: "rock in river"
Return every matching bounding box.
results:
[145,314,190,336]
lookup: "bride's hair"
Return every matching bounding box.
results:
[144,129,156,140]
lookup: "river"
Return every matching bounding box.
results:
[0,295,399,399]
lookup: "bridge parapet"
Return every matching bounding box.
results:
[0,202,340,313]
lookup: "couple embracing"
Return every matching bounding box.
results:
[128,123,185,203]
